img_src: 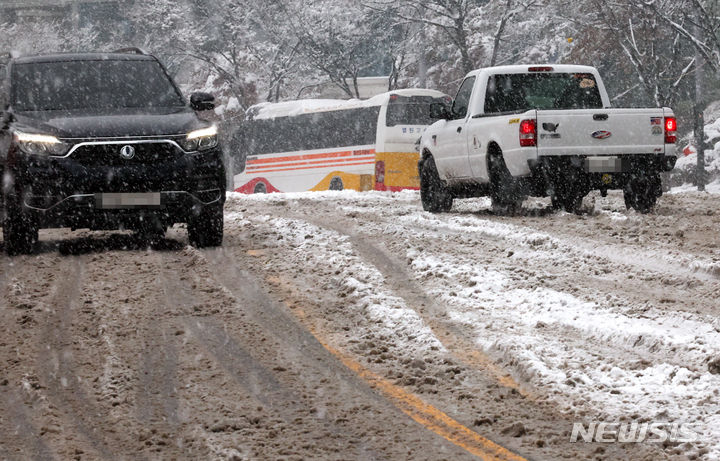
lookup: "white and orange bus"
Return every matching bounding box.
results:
[231,89,450,194]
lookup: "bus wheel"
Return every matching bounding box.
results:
[253,182,267,194]
[329,177,344,191]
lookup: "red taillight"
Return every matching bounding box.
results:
[519,119,537,147]
[665,117,677,144]
[375,161,385,185]
[389,94,398,102]
[528,66,554,72]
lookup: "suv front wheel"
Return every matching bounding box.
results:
[188,203,224,248]
[3,194,39,255]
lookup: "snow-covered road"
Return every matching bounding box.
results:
[224,186,720,460]
[1,185,718,460]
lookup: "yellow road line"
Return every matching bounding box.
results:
[266,285,525,458]
[259,260,529,460]
[320,337,528,461]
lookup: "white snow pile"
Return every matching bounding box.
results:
[673,111,720,185]
[227,189,416,204]
[670,178,720,195]
[408,238,720,459]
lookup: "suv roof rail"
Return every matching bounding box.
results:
[1,51,21,61]
[113,47,149,55]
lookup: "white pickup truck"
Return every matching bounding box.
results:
[418,65,678,213]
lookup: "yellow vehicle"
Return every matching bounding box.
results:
[232,89,451,193]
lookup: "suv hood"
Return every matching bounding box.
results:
[13,107,205,139]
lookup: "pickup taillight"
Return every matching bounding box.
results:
[519,119,537,147]
[665,117,677,144]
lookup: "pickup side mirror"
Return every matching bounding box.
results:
[429,102,450,121]
[190,92,216,111]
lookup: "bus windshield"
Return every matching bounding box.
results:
[386,95,450,127]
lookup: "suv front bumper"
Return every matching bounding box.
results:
[10,147,226,230]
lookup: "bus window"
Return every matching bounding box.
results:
[386,96,450,127]
[245,106,380,156]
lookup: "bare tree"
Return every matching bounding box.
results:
[585,0,695,107]
[271,0,400,99]
[365,0,481,75]
[641,0,720,72]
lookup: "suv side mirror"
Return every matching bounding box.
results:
[1,110,13,129]
[429,102,450,121]
[190,92,215,111]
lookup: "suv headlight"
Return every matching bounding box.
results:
[14,131,71,157]
[182,125,218,152]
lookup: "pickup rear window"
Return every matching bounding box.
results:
[484,73,603,114]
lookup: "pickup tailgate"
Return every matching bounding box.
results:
[536,108,670,157]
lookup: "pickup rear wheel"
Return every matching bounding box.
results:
[549,165,588,214]
[420,156,453,213]
[551,190,584,213]
[624,174,661,213]
[488,151,525,213]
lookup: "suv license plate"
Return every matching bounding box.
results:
[585,156,622,173]
[96,193,162,209]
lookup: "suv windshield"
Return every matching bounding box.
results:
[11,59,186,111]
[386,95,450,126]
[484,73,603,113]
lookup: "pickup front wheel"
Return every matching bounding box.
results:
[420,156,453,213]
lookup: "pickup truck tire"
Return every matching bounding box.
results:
[548,165,588,214]
[489,151,525,213]
[188,202,224,248]
[623,174,661,213]
[3,194,39,256]
[420,156,453,213]
[551,190,584,214]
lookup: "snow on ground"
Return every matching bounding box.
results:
[409,248,720,456]
[226,188,720,459]
[670,179,720,195]
[228,210,445,357]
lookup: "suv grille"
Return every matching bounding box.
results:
[68,141,184,166]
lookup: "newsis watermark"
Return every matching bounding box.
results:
[570,422,702,443]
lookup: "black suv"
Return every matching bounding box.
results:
[0,50,226,254]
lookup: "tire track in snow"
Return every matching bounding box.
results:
[133,252,181,428]
[38,256,123,460]
[199,246,492,461]
[0,256,56,461]
[296,212,533,398]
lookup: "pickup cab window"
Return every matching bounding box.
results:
[451,76,475,119]
[484,73,603,114]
